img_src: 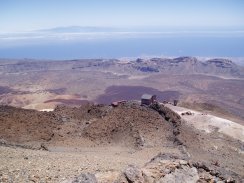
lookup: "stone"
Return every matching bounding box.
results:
[75,173,97,183]
[124,165,144,183]
[61,173,97,183]
[179,160,188,165]
[157,167,199,183]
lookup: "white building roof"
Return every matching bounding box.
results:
[141,94,153,100]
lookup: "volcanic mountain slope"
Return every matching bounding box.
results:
[0,102,243,182]
[49,103,174,148]
[83,103,173,147]
[0,103,173,148]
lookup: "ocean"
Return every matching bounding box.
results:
[0,32,244,59]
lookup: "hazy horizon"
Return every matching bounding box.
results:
[1,0,244,59]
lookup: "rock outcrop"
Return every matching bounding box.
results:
[93,153,239,183]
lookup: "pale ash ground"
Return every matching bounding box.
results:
[166,104,244,142]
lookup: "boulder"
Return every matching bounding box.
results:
[124,165,144,183]
[157,167,199,183]
[61,173,97,183]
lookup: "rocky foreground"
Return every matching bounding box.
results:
[63,153,237,183]
[0,102,243,182]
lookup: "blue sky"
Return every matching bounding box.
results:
[0,0,244,33]
[1,0,244,59]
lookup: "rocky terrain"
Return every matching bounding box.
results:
[64,153,240,183]
[0,102,243,182]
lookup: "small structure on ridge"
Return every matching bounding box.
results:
[141,94,157,105]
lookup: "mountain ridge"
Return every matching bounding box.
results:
[1,57,242,78]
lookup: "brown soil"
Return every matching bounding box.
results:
[0,105,59,144]
[0,103,174,148]
[83,103,173,147]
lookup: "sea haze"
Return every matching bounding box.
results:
[0,26,244,59]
